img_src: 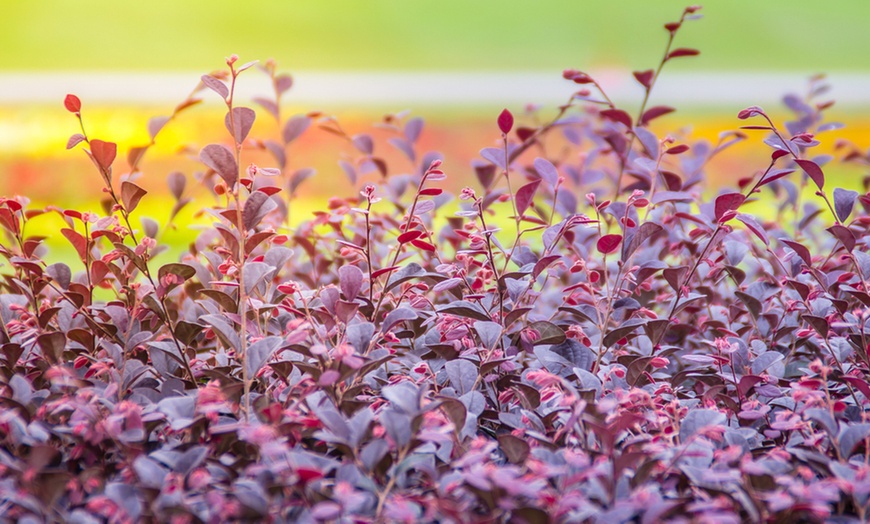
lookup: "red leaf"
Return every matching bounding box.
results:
[410,239,436,252]
[597,234,622,255]
[795,159,825,190]
[498,109,514,134]
[600,109,632,129]
[516,127,536,142]
[398,230,423,244]
[515,180,541,216]
[714,193,745,221]
[641,106,675,126]
[418,188,443,196]
[120,181,147,213]
[61,228,88,261]
[667,48,700,59]
[90,140,117,172]
[64,94,81,113]
[772,149,790,161]
[371,266,400,279]
[259,186,282,196]
[665,144,690,155]
[633,69,654,89]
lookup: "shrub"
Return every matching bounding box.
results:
[2,5,870,523]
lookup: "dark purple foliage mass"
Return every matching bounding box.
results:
[3,7,870,523]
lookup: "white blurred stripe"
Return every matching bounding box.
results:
[2,71,869,107]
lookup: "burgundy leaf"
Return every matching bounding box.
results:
[242,190,278,230]
[665,144,690,155]
[397,230,423,244]
[597,234,622,255]
[622,222,663,261]
[498,109,514,134]
[795,159,825,190]
[600,109,633,129]
[640,105,675,126]
[781,239,812,266]
[410,239,436,252]
[515,180,541,216]
[120,181,147,214]
[667,48,700,59]
[828,224,856,252]
[633,69,654,89]
[714,193,745,222]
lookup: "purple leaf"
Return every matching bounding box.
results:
[200,74,228,99]
[200,144,238,187]
[338,160,357,184]
[533,158,559,186]
[224,107,256,144]
[242,190,278,230]
[480,147,506,169]
[622,222,663,261]
[339,265,364,300]
[736,214,769,246]
[282,115,311,145]
[404,117,424,142]
[167,171,186,200]
[352,134,374,155]
[148,116,169,140]
[833,188,858,223]
[275,74,293,94]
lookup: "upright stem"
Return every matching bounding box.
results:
[226,69,252,421]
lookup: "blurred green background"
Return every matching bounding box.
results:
[4,0,869,72]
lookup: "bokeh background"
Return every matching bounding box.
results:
[3,0,870,260]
